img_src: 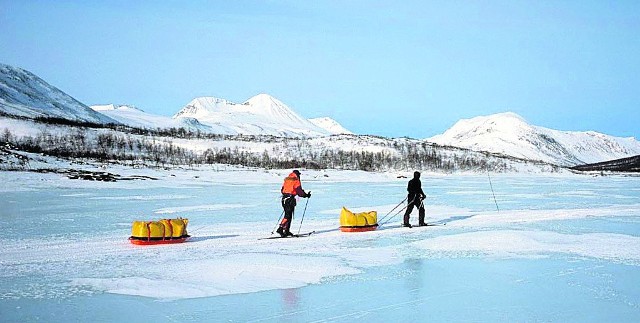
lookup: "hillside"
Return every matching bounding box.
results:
[429,112,640,166]
[0,117,563,174]
[0,64,116,124]
[91,104,212,131]
[309,117,353,134]
[571,155,640,172]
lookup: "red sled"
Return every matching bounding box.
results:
[128,235,190,245]
[339,224,378,232]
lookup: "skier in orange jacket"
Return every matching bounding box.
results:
[277,170,311,237]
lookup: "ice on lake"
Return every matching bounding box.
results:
[1,168,639,322]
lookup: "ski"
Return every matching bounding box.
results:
[258,231,315,240]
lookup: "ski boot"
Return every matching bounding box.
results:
[276,227,286,237]
[402,223,412,228]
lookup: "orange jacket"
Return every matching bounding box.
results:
[281,172,306,196]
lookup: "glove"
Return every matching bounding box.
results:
[306,191,312,198]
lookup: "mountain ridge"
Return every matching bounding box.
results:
[90,104,212,131]
[172,94,335,137]
[2,63,637,167]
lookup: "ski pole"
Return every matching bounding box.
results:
[377,197,408,224]
[380,204,409,226]
[189,225,208,235]
[271,209,285,234]
[297,194,310,235]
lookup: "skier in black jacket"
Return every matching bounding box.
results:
[403,171,426,228]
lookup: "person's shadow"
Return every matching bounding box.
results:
[438,214,475,224]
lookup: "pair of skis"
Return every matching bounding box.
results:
[259,221,448,239]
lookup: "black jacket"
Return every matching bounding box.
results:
[407,178,425,202]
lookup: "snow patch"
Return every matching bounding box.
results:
[413,230,640,265]
[73,254,359,299]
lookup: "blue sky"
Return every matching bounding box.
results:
[1,1,639,138]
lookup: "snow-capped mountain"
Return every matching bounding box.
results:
[308,117,353,135]
[91,104,211,131]
[0,63,116,124]
[0,63,346,137]
[173,94,331,137]
[428,112,640,166]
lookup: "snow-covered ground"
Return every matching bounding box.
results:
[1,168,639,322]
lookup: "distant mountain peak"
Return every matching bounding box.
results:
[191,96,236,107]
[172,93,331,137]
[244,93,279,105]
[429,111,640,166]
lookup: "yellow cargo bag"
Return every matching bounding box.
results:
[160,218,189,238]
[131,218,189,239]
[340,207,377,227]
[131,221,166,239]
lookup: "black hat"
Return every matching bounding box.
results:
[293,170,301,176]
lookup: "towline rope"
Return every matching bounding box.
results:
[377,197,408,225]
[487,169,500,212]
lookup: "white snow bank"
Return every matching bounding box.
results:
[451,205,640,227]
[73,254,359,299]
[413,230,640,265]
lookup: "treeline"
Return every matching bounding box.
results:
[1,128,197,167]
[29,114,303,142]
[0,124,556,173]
[571,155,640,172]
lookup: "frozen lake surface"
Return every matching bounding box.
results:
[1,168,639,322]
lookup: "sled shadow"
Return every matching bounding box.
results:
[378,224,403,231]
[189,234,239,242]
